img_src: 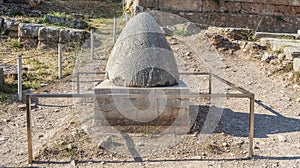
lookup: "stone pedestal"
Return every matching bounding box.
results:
[94,80,190,134]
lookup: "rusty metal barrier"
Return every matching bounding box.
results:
[25,72,255,164]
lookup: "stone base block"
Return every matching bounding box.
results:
[94,80,190,133]
[294,57,300,72]
[18,37,38,48]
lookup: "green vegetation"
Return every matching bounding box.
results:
[173,29,190,37]
[0,29,8,35]
[11,40,23,50]
[48,12,72,19]
[37,16,47,24]
[283,63,294,72]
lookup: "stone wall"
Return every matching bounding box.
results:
[127,0,300,33]
[0,0,42,16]
[0,18,89,49]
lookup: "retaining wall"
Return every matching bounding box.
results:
[127,0,300,33]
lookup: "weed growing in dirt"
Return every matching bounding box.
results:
[11,40,23,51]
[49,12,72,19]
[174,29,190,37]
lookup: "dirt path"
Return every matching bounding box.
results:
[1,32,300,168]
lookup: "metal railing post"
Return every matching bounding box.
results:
[58,44,62,79]
[208,73,212,94]
[77,73,80,94]
[26,94,33,164]
[249,96,255,158]
[17,55,22,102]
[90,29,94,59]
[113,17,117,44]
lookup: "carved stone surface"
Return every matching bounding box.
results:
[106,12,179,87]
[94,80,190,132]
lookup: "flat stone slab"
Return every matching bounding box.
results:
[260,38,300,52]
[94,80,190,134]
[254,32,300,40]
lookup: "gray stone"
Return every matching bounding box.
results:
[294,57,300,72]
[106,12,179,87]
[18,23,41,38]
[3,18,20,31]
[59,29,88,46]
[161,26,173,36]
[261,53,275,63]
[260,38,300,52]
[38,26,59,49]
[254,32,297,40]
[284,47,300,60]
[184,22,200,35]
[30,10,42,17]
[18,37,38,48]
[45,15,88,29]
[94,80,190,132]
[0,0,3,4]
[0,67,4,85]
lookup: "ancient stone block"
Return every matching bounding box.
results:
[45,15,88,29]
[18,37,38,48]
[159,0,202,12]
[18,23,41,38]
[284,47,300,60]
[139,0,159,9]
[38,26,59,43]
[3,18,19,31]
[294,57,300,72]
[94,80,190,133]
[59,29,88,45]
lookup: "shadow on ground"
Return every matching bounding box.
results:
[191,101,300,138]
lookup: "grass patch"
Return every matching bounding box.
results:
[11,40,23,50]
[49,12,73,19]
[0,29,8,35]
[173,29,190,37]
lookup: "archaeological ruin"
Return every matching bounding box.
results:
[94,13,190,133]
[125,0,300,33]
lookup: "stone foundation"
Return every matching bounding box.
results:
[127,0,300,33]
[94,80,190,134]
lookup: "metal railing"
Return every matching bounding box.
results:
[25,72,255,164]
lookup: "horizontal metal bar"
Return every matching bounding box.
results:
[179,72,210,76]
[33,76,72,94]
[210,74,254,97]
[75,72,106,75]
[190,93,252,98]
[27,92,252,99]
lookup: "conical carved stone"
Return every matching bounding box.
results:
[106,12,179,87]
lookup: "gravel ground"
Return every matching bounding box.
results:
[0,32,300,168]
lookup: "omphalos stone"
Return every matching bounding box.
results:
[106,12,179,87]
